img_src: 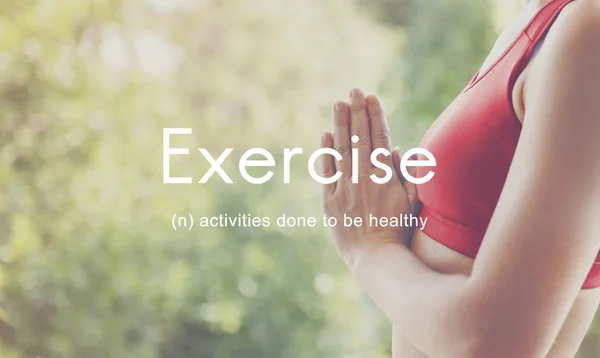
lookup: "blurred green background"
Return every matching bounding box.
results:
[0,0,598,357]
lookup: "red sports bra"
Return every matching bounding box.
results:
[415,0,600,289]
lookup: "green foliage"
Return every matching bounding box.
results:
[401,0,496,123]
[370,0,497,147]
[0,1,394,357]
[358,0,411,27]
[5,1,595,358]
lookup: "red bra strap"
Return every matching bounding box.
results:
[510,0,576,78]
[524,0,575,42]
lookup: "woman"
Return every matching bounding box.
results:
[320,0,600,357]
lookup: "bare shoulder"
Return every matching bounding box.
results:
[524,0,600,115]
[544,0,600,56]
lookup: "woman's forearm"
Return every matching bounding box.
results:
[350,235,484,358]
[320,84,599,357]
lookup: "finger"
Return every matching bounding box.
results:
[392,147,404,183]
[333,101,352,178]
[349,88,371,174]
[367,94,393,167]
[321,131,337,197]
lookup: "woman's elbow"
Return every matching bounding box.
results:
[434,292,548,358]
[452,311,549,358]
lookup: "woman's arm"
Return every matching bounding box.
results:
[322,4,600,358]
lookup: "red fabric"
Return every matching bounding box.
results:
[415,0,600,289]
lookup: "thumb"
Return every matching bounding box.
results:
[404,156,421,214]
[391,147,404,184]
[392,147,421,213]
[405,166,420,214]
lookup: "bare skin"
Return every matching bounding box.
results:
[394,2,600,357]
[321,1,600,357]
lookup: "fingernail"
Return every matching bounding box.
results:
[334,101,346,112]
[350,88,364,99]
[367,95,377,105]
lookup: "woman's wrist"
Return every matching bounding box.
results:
[346,231,410,275]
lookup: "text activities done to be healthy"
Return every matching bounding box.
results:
[192,213,428,231]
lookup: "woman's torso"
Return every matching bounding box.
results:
[393,1,600,357]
